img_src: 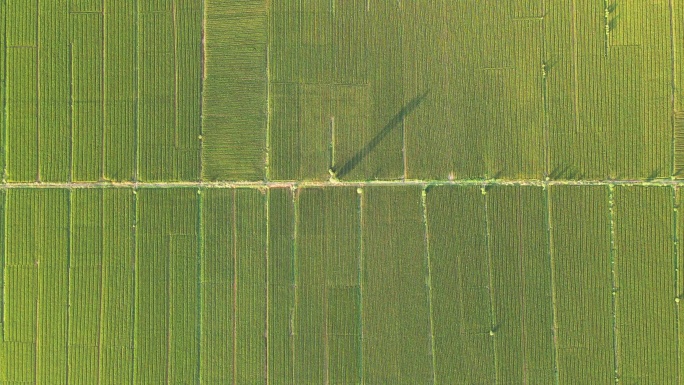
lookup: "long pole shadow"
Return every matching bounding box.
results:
[331,90,430,179]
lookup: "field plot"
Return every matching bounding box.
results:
[6,44,38,182]
[267,188,295,384]
[0,0,4,180]
[202,0,268,181]
[676,0,684,115]
[333,2,404,181]
[268,0,332,180]
[425,185,495,384]
[71,9,104,181]
[200,188,234,383]
[362,186,432,383]
[403,2,545,180]
[3,189,69,382]
[547,1,672,179]
[613,186,677,382]
[486,186,555,383]
[200,188,267,383]
[103,0,137,181]
[39,0,71,182]
[138,0,202,181]
[295,187,361,384]
[135,188,198,383]
[2,0,203,183]
[678,187,684,382]
[99,189,135,384]
[68,189,104,384]
[550,185,617,383]
[234,189,267,384]
[269,82,331,181]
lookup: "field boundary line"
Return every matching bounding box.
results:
[357,187,364,385]
[35,254,40,383]
[1,190,6,336]
[65,190,73,385]
[264,188,270,385]
[232,189,238,385]
[608,185,619,383]
[290,186,298,384]
[264,2,270,182]
[420,187,437,384]
[165,223,172,382]
[545,186,560,385]
[134,0,140,183]
[673,186,681,385]
[570,0,580,135]
[541,0,550,178]
[2,0,7,183]
[35,1,40,182]
[196,189,204,383]
[131,188,138,383]
[670,0,676,178]
[97,189,105,384]
[101,1,106,181]
[172,0,179,155]
[517,189,528,384]
[6,178,684,189]
[68,41,74,183]
[199,0,206,181]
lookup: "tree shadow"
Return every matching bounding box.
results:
[542,56,559,74]
[608,14,620,32]
[645,169,661,181]
[489,170,504,180]
[331,90,430,179]
[674,167,684,178]
[548,164,586,180]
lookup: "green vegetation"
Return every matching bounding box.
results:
[135,188,198,382]
[267,188,295,384]
[550,185,615,383]
[2,1,683,383]
[104,0,137,181]
[68,190,102,384]
[296,186,361,383]
[202,0,267,181]
[614,186,677,382]
[362,186,431,383]
[99,189,135,383]
[138,2,202,181]
[426,185,495,383]
[547,1,671,179]
[200,188,234,383]
[4,189,69,382]
[40,0,71,182]
[486,186,555,383]
[71,9,103,181]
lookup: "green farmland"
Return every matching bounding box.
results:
[2,0,684,384]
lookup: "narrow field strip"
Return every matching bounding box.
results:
[672,186,680,385]
[482,189,499,382]
[608,185,619,383]
[544,186,560,385]
[420,187,437,384]
[356,187,364,384]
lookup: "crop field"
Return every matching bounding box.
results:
[0,184,681,383]
[2,0,684,384]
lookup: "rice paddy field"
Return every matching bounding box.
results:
[2,0,684,384]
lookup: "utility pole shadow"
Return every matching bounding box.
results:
[331,90,430,179]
